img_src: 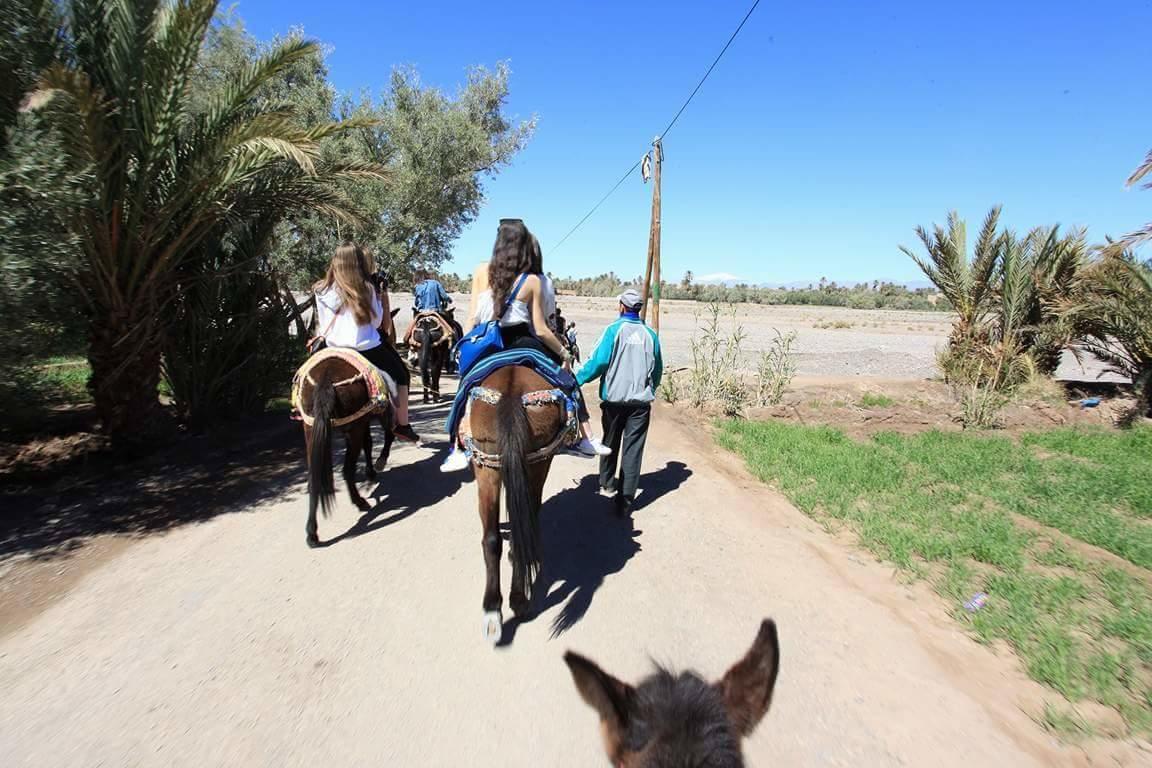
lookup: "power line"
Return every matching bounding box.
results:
[551,0,763,252]
[659,0,762,141]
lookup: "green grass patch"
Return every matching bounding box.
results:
[858,392,895,408]
[31,356,90,404]
[718,419,1152,735]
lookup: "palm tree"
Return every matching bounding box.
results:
[1020,225,1088,374]
[1114,149,1152,252]
[1064,253,1152,416]
[901,206,1004,348]
[23,0,373,448]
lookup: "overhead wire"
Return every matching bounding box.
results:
[551,0,762,252]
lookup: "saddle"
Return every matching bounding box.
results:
[406,311,456,347]
[291,348,397,426]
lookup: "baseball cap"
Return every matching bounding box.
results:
[619,288,643,310]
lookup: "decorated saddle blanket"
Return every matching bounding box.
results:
[291,347,397,423]
[445,347,578,438]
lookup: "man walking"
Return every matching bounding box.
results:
[576,288,663,516]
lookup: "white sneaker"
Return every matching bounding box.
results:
[575,436,612,457]
[440,447,470,473]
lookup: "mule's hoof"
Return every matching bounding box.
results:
[374,454,389,471]
[482,610,503,645]
[354,498,372,512]
[306,535,321,549]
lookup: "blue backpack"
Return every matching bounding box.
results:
[455,273,529,376]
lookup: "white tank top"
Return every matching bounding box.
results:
[473,273,553,331]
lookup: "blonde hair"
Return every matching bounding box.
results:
[313,242,374,325]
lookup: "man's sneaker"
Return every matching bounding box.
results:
[393,424,421,443]
[574,436,612,457]
[440,447,470,473]
[599,479,618,497]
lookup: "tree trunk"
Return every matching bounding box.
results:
[88,306,174,452]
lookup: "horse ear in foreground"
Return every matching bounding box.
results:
[564,619,779,768]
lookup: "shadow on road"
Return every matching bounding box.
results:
[0,413,305,563]
[494,460,694,645]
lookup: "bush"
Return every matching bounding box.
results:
[756,329,797,406]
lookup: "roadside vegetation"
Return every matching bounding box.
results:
[1,0,532,445]
[719,419,1152,736]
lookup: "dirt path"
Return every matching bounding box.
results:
[0,392,1143,766]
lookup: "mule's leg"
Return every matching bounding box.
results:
[374,411,394,471]
[304,426,321,548]
[478,467,504,643]
[344,425,371,512]
[432,352,443,402]
[363,420,376,481]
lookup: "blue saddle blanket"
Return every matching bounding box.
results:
[446,348,577,437]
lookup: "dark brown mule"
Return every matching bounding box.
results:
[299,356,394,548]
[565,620,780,768]
[412,314,450,403]
[469,365,570,644]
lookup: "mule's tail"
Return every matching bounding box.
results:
[309,370,337,518]
[498,393,540,596]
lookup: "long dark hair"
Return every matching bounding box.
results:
[489,219,534,318]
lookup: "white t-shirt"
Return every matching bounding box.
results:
[315,286,383,351]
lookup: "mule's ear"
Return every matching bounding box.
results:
[564,652,634,746]
[718,619,780,736]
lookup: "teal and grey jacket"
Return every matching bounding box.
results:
[576,311,663,404]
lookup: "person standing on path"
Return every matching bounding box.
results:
[576,288,663,515]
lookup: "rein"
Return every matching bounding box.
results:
[464,386,577,469]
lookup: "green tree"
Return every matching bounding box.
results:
[22,0,371,448]
[270,62,536,288]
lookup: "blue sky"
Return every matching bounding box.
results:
[233,0,1152,285]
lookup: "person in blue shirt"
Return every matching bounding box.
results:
[576,288,663,516]
[413,269,452,315]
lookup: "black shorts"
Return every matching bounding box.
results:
[318,340,409,388]
[500,324,564,365]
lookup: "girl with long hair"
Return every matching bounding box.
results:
[313,242,419,442]
[442,220,609,472]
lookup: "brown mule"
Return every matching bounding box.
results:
[565,619,780,768]
[468,365,570,644]
[298,355,394,548]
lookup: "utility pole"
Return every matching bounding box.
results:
[641,137,663,335]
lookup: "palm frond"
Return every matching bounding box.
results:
[1126,148,1152,188]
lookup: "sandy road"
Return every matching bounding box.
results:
[3,385,1123,767]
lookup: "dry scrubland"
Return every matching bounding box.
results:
[417,293,1118,383]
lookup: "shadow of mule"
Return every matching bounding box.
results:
[530,473,643,638]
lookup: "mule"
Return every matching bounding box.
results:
[299,355,395,548]
[468,365,571,643]
[411,313,450,403]
[565,619,780,768]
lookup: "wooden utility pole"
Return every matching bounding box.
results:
[641,137,663,334]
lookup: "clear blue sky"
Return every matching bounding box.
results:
[233,0,1151,285]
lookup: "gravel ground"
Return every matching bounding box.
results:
[383,293,1122,383]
